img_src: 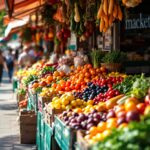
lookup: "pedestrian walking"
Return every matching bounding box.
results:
[5,48,15,83]
[0,50,8,85]
[18,45,33,68]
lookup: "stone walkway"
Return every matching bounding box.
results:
[0,72,36,150]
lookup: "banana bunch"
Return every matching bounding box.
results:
[97,0,123,33]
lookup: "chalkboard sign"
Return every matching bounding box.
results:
[125,13,150,30]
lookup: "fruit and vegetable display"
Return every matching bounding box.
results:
[15,53,150,150]
[15,0,146,149]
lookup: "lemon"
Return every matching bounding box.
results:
[71,100,77,107]
[87,100,94,105]
[95,133,104,141]
[62,98,70,105]
[76,99,81,105]
[102,129,111,138]
[66,105,72,110]
[52,97,59,102]
[61,105,66,110]
[54,103,61,109]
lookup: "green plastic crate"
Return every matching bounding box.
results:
[54,116,76,150]
[13,78,18,92]
[44,123,53,150]
[40,134,45,150]
[36,111,45,150]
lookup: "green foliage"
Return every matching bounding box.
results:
[40,66,55,75]
[17,88,26,95]
[92,115,150,150]
[102,51,127,63]
[22,75,38,86]
[21,26,33,42]
[41,4,56,25]
[90,50,105,68]
[0,10,6,37]
[113,75,140,94]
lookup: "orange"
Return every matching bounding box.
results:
[51,83,57,88]
[97,122,107,132]
[89,126,99,136]
[77,66,82,71]
[100,67,106,72]
[56,85,62,91]
[32,82,39,88]
[118,123,128,129]
[47,75,53,82]
[90,69,96,75]
[59,80,65,85]
[96,68,101,73]
[85,72,90,78]
[53,71,60,77]
[125,97,139,105]
[87,64,93,69]
[125,101,137,112]
[59,71,65,77]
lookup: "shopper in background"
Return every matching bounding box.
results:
[5,48,15,83]
[18,45,33,68]
[34,45,44,61]
[0,50,8,86]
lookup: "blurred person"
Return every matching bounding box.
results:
[34,45,44,61]
[0,50,8,85]
[5,48,15,82]
[18,45,33,68]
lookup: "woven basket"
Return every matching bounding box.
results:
[101,63,122,72]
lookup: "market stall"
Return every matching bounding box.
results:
[2,0,150,150]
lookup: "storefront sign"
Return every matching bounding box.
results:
[125,13,150,30]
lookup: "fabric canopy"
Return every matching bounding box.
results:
[4,16,29,37]
[3,0,45,25]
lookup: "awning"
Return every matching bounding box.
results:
[0,0,24,11]
[3,0,45,25]
[4,16,29,37]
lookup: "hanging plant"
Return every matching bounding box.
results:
[41,3,56,25]
[53,4,65,23]
[21,26,33,42]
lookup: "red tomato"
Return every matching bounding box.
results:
[136,103,146,114]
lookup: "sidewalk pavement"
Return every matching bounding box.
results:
[0,72,36,150]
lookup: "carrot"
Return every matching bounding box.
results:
[100,18,105,32]
[113,3,118,18]
[117,5,123,21]
[108,0,114,15]
[97,4,103,19]
[103,15,109,29]
[109,14,114,27]
[103,0,108,15]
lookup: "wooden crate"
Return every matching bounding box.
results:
[19,110,37,144]
[38,96,51,112]
[44,104,62,127]
[77,131,92,150]
[17,94,26,103]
